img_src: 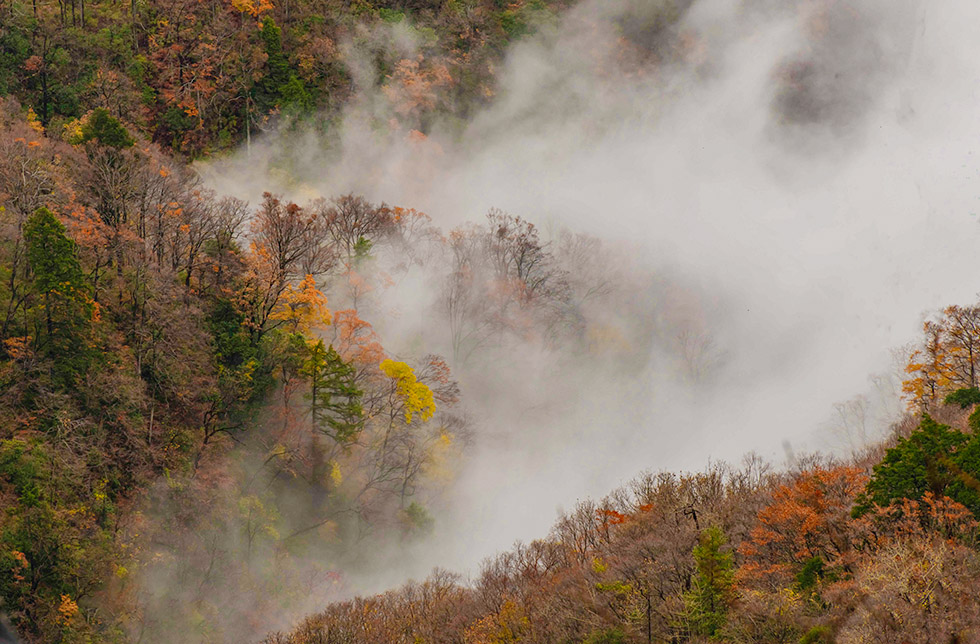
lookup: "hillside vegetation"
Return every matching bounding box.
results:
[265,394,980,643]
[2,0,980,642]
[0,97,478,641]
[1,0,574,157]
[0,90,699,641]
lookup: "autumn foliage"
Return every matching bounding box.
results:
[2,56,980,642]
[266,411,980,644]
[0,99,468,643]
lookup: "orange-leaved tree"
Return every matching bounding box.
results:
[738,466,867,589]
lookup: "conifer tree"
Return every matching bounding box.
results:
[303,339,364,445]
[854,414,980,518]
[80,108,134,148]
[23,207,93,376]
[684,525,735,638]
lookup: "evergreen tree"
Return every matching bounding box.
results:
[683,525,735,638]
[23,207,93,377]
[80,108,134,148]
[251,17,312,116]
[854,414,980,518]
[303,340,364,445]
[944,386,980,409]
[255,18,289,112]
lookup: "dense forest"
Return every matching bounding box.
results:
[0,0,574,157]
[2,0,980,642]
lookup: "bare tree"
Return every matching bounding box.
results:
[316,194,395,261]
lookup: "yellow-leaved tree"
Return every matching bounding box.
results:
[379,359,436,423]
[269,274,331,335]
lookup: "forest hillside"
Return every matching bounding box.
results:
[3,0,980,643]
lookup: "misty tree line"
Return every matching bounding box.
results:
[264,438,980,644]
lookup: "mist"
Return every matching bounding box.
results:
[192,0,980,630]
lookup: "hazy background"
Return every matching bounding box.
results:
[199,0,980,602]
